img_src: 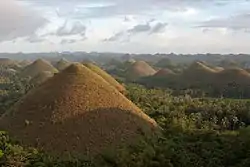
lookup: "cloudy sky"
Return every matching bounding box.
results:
[1,0,250,53]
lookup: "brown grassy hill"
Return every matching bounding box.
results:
[54,58,71,71]
[216,68,250,85]
[30,71,54,86]
[213,66,224,72]
[126,61,156,80]
[20,59,58,78]
[0,58,17,66]
[245,68,250,73]
[19,60,32,67]
[154,68,175,77]
[83,63,125,93]
[0,63,157,157]
[187,61,216,73]
[182,62,217,78]
[179,61,217,86]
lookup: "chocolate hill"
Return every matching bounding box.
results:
[182,62,216,78]
[0,63,157,157]
[178,61,217,87]
[54,58,72,71]
[186,61,216,74]
[20,59,58,78]
[30,71,54,86]
[154,68,175,77]
[216,68,250,85]
[83,63,125,93]
[126,61,156,80]
[19,60,32,67]
[213,66,224,72]
[0,58,17,66]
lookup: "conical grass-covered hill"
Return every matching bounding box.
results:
[54,58,72,71]
[181,61,217,79]
[30,71,54,86]
[215,68,250,85]
[83,62,125,93]
[18,60,32,67]
[179,61,217,87]
[126,61,156,81]
[213,66,224,72]
[154,68,175,77]
[138,68,177,89]
[0,63,157,157]
[0,58,17,67]
[185,61,217,74]
[20,59,58,78]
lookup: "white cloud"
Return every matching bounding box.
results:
[55,21,86,36]
[104,21,168,42]
[198,13,250,31]
[0,0,47,41]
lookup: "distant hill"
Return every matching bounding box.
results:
[154,68,175,77]
[54,58,72,71]
[216,68,250,85]
[213,66,224,72]
[20,59,58,78]
[126,61,156,81]
[155,58,175,69]
[18,60,32,67]
[179,61,217,86]
[0,63,157,157]
[30,71,54,86]
[0,58,17,66]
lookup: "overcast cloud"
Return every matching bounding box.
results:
[0,0,47,41]
[198,13,250,30]
[0,0,250,53]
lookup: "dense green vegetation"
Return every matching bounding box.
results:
[0,67,30,115]
[1,82,250,166]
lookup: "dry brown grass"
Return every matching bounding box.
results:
[83,62,125,93]
[18,60,32,67]
[126,61,156,80]
[188,62,217,73]
[213,66,224,72]
[178,61,218,86]
[154,68,175,77]
[30,71,54,86]
[54,58,72,71]
[180,62,250,87]
[20,59,58,78]
[0,63,157,157]
[215,68,250,85]
[182,62,217,78]
[0,58,17,66]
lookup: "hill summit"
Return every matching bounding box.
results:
[83,62,125,93]
[20,59,58,78]
[187,61,216,73]
[0,63,157,156]
[126,61,156,80]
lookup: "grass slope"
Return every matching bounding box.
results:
[0,63,157,157]
[20,59,58,78]
[83,63,126,92]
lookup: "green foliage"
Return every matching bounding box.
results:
[2,83,250,166]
